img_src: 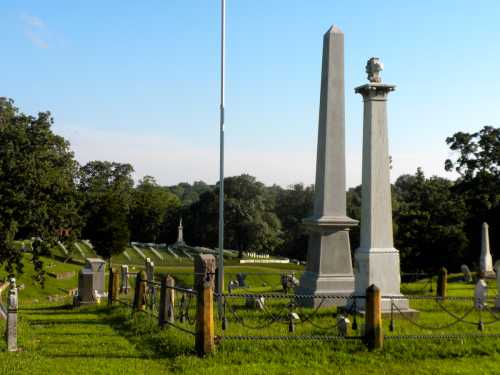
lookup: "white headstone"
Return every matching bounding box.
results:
[480,222,495,277]
[474,279,488,310]
[460,264,472,282]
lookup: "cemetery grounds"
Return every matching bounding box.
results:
[0,248,498,374]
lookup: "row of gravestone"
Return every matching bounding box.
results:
[76,257,156,305]
[461,260,500,283]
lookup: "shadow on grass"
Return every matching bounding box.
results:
[28,319,108,326]
[101,306,196,359]
[20,304,74,311]
[48,353,150,359]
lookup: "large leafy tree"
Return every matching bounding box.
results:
[393,169,468,272]
[186,174,283,256]
[445,126,499,264]
[169,181,212,207]
[273,184,314,260]
[78,161,134,263]
[0,98,80,282]
[130,176,181,243]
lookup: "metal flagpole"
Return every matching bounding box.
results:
[217,0,226,307]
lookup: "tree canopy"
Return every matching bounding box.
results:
[0,98,79,281]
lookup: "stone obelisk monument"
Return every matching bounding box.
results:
[353,58,412,313]
[480,222,495,278]
[297,25,358,307]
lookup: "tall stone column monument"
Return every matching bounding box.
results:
[297,25,358,307]
[353,58,411,312]
[480,222,495,278]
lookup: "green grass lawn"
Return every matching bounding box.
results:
[0,256,499,374]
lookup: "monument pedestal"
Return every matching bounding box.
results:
[297,218,357,307]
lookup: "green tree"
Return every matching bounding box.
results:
[445,126,499,265]
[186,175,283,256]
[273,184,314,260]
[78,161,134,263]
[130,176,181,243]
[168,180,212,207]
[394,168,468,272]
[0,98,80,283]
[84,191,130,262]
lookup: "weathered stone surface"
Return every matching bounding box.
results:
[337,315,351,337]
[78,269,94,303]
[120,265,129,294]
[85,258,106,294]
[297,25,357,306]
[7,278,18,352]
[474,279,488,309]
[480,223,495,278]
[353,58,412,313]
[461,264,473,282]
[245,296,265,310]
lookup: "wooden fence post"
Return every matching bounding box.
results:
[112,267,120,303]
[133,271,147,311]
[195,254,216,356]
[437,267,448,299]
[108,267,114,306]
[166,275,175,324]
[159,275,167,327]
[120,265,129,294]
[365,284,383,350]
[6,278,18,352]
[159,275,175,328]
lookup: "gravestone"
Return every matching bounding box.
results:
[236,273,247,288]
[245,296,265,310]
[336,315,351,337]
[297,25,358,307]
[480,223,495,278]
[78,258,106,304]
[85,258,106,294]
[474,279,488,310]
[78,268,95,304]
[281,274,300,294]
[227,280,237,293]
[461,264,472,282]
[120,265,129,294]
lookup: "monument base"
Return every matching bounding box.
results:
[346,295,419,319]
[296,272,354,307]
[480,271,496,280]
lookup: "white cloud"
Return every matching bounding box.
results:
[20,13,45,29]
[24,29,48,49]
[20,13,49,48]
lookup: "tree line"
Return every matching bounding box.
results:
[0,98,498,282]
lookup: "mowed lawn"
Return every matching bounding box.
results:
[0,256,499,374]
[0,301,498,375]
[0,304,172,374]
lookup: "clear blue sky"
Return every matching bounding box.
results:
[2,1,499,187]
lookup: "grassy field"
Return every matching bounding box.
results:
[0,255,499,374]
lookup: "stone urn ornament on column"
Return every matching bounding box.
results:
[352,57,416,316]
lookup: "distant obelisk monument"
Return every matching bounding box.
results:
[298,25,358,306]
[353,58,412,312]
[176,219,185,246]
[480,222,495,278]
